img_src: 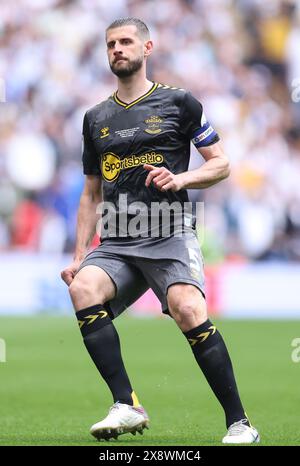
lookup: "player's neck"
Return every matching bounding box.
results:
[116,74,153,104]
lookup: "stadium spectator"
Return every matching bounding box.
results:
[0,0,299,260]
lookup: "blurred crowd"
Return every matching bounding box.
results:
[0,0,300,261]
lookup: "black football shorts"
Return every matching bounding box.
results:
[77,231,205,318]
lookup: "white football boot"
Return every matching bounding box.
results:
[222,419,260,444]
[90,402,150,441]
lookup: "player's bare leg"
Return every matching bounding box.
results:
[167,283,207,332]
[69,265,115,310]
[167,283,259,444]
[69,265,149,440]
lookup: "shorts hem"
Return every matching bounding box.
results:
[76,261,122,318]
[77,261,121,292]
[162,278,206,316]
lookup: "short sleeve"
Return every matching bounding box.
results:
[179,92,220,148]
[82,112,101,175]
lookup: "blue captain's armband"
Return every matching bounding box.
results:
[191,122,218,148]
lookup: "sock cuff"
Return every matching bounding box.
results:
[183,319,214,337]
[76,304,112,337]
[183,319,221,350]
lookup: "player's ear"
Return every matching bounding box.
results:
[144,40,153,58]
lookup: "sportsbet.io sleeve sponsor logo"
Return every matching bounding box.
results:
[101,152,164,182]
[192,123,216,148]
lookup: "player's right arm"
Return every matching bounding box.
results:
[74,174,102,262]
[61,110,102,286]
[61,175,102,286]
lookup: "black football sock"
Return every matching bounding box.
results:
[183,319,250,428]
[76,304,138,406]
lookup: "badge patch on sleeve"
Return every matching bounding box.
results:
[192,122,218,148]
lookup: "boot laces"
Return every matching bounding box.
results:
[227,419,249,436]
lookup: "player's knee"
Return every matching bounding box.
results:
[69,278,88,302]
[168,289,207,330]
[69,278,105,310]
[172,305,207,332]
[171,300,204,320]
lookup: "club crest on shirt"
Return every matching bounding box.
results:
[144,115,163,134]
[100,127,110,138]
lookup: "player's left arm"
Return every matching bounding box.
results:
[178,141,230,189]
[144,91,230,192]
[144,142,229,192]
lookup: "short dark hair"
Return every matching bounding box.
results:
[106,17,150,40]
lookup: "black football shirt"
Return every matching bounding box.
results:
[82,82,219,239]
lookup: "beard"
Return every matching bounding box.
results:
[110,55,143,78]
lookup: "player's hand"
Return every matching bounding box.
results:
[144,164,184,192]
[61,259,82,286]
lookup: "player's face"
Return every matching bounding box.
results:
[106,26,146,78]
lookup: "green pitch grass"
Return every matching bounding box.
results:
[0,315,299,446]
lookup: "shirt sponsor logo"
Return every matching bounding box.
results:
[101,151,164,182]
[144,115,163,134]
